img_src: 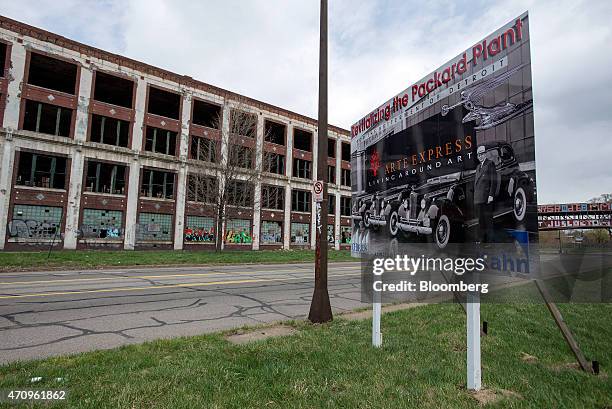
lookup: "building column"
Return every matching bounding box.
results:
[252,114,264,250]
[335,140,342,250]
[0,43,26,249]
[63,66,92,249]
[219,101,231,250]
[283,125,294,249]
[310,130,318,250]
[173,92,192,250]
[124,77,147,250]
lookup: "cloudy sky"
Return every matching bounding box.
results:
[1,0,611,204]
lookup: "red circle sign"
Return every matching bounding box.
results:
[313,181,323,194]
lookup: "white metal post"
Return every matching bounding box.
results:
[372,290,382,347]
[466,292,482,390]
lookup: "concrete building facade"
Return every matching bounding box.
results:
[0,16,353,251]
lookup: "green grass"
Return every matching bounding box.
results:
[0,303,610,408]
[0,249,355,271]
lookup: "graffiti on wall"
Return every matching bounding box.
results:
[184,228,216,242]
[225,230,252,244]
[7,219,60,239]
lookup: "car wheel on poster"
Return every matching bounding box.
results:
[387,210,399,238]
[513,186,527,222]
[435,214,451,249]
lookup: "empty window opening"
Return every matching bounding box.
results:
[342,142,351,161]
[263,152,285,175]
[292,189,311,212]
[192,100,221,128]
[190,136,217,162]
[145,126,177,156]
[230,109,257,138]
[187,174,218,204]
[141,169,175,199]
[328,165,336,184]
[90,114,129,147]
[341,168,351,186]
[228,145,254,169]
[340,197,352,216]
[265,120,286,145]
[27,52,77,94]
[293,158,312,179]
[328,138,336,158]
[226,180,253,207]
[16,152,67,189]
[261,185,284,210]
[85,161,126,195]
[93,71,134,108]
[328,194,336,214]
[0,42,6,77]
[23,100,72,137]
[293,128,312,151]
[147,86,180,119]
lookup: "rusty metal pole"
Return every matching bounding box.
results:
[308,0,332,323]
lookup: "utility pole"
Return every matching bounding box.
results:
[308,0,333,324]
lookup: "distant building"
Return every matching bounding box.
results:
[0,16,352,251]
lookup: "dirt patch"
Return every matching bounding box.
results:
[520,352,538,363]
[340,303,427,321]
[225,325,297,345]
[471,388,522,405]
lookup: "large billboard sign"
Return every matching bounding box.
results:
[350,12,538,255]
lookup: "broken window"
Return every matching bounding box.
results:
[27,52,77,94]
[328,194,335,214]
[147,86,180,119]
[328,138,336,158]
[293,128,312,151]
[93,71,134,108]
[328,165,336,184]
[230,109,257,138]
[341,168,351,187]
[144,126,177,156]
[187,174,218,204]
[261,221,282,244]
[228,145,254,169]
[141,169,175,199]
[90,114,129,147]
[340,196,352,216]
[16,152,67,189]
[261,185,284,210]
[84,161,126,195]
[136,212,172,242]
[263,152,285,174]
[293,158,312,179]
[22,100,72,137]
[192,99,221,128]
[292,189,311,212]
[265,120,285,145]
[226,180,253,207]
[0,42,6,77]
[190,136,217,162]
[341,142,351,161]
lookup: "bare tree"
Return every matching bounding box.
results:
[187,101,281,251]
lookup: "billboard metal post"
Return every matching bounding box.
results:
[466,292,482,391]
[308,0,333,324]
[372,294,382,347]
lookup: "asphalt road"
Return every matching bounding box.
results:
[0,262,364,364]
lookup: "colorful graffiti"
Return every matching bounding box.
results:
[225,230,252,244]
[8,219,60,239]
[184,227,216,242]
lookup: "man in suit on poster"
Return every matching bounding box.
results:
[474,145,497,243]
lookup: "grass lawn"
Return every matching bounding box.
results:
[0,249,354,272]
[0,302,610,408]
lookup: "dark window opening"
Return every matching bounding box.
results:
[230,109,257,138]
[90,114,129,147]
[228,145,254,169]
[265,120,286,145]
[147,86,180,119]
[328,165,336,184]
[190,136,217,162]
[227,180,253,207]
[328,138,336,158]
[27,52,77,94]
[187,174,217,204]
[328,194,336,214]
[141,169,175,199]
[93,71,134,108]
[293,128,312,151]
[261,185,284,210]
[263,152,285,174]
[341,142,351,161]
[0,42,7,77]
[292,189,311,212]
[341,168,351,186]
[85,161,126,195]
[16,152,67,189]
[192,99,221,128]
[340,197,351,216]
[293,158,312,179]
[23,100,72,137]
[145,126,177,156]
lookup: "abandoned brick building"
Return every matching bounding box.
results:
[0,16,353,251]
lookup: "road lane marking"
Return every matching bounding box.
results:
[0,272,361,300]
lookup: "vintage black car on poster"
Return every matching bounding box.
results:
[352,142,535,248]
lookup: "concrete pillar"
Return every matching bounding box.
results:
[219,102,230,250]
[0,43,25,249]
[173,91,192,250]
[283,125,293,249]
[252,114,264,250]
[124,77,147,250]
[335,140,342,250]
[310,130,318,250]
[63,66,92,249]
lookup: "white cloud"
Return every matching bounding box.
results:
[1,0,611,203]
